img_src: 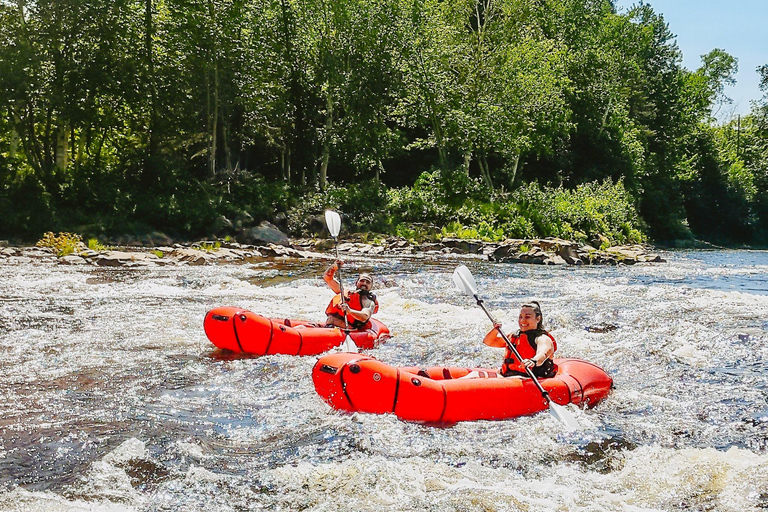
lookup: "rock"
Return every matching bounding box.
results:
[240,221,290,246]
[589,233,610,249]
[441,238,483,254]
[145,231,174,247]
[211,215,234,234]
[96,251,139,266]
[543,254,567,265]
[60,255,87,265]
[306,215,328,236]
[95,251,159,267]
[272,212,288,231]
[170,248,215,265]
[77,249,100,259]
[557,243,583,265]
[234,211,254,229]
[585,323,620,333]
[258,244,310,258]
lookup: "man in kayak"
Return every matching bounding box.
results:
[464,301,557,379]
[323,259,379,330]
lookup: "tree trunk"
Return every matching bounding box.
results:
[281,145,292,182]
[10,127,19,159]
[599,95,612,135]
[319,93,333,190]
[209,61,219,177]
[413,46,447,167]
[75,125,86,167]
[207,0,219,177]
[144,0,158,181]
[222,118,232,173]
[479,154,493,190]
[463,150,472,176]
[508,153,520,187]
[54,120,68,171]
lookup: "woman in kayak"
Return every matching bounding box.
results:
[465,301,557,379]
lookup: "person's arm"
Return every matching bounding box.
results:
[340,296,374,323]
[323,260,343,294]
[482,324,507,348]
[523,334,555,369]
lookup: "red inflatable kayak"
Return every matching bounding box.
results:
[313,352,612,423]
[204,306,390,355]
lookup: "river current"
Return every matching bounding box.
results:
[1,249,767,511]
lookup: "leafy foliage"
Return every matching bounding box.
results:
[0,0,767,246]
[36,232,83,257]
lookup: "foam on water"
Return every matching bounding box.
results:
[1,251,767,511]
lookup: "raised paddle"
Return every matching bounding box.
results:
[324,210,358,353]
[452,264,582,430]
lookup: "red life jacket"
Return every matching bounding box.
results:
[500,330,557,378]
[325,290,379,330]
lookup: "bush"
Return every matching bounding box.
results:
[286,179,389,236]
[36,232,83,256]
[510,179,646,244]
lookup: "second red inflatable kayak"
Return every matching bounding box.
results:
[204,306,390,355]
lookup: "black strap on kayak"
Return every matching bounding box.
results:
[295,329,303,356]
[263,318,276,354]
[392,368,401,413]
[437,386,448,423]
[232,314,245,352]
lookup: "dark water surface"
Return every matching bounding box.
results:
[1,249,767,511]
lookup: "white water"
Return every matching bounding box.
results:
[1,251,767,511]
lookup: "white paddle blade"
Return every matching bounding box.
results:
[325,210,341,237]
[548,401,582,431]
[452,265,478,296]
[340,334,359,353]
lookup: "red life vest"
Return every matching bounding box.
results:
[325,290,379,330]
[500,330,557,378]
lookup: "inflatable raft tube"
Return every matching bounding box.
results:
[204,306,390,356]
[312,353,612,423]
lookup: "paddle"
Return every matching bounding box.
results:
[452,264,581,430]
[324,210,358,353]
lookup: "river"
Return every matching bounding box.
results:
[1,249,767,511]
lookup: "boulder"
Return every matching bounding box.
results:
[211,215,234,234]
[589,233,610,250]
[272,211,289,231]
[60,255,87,265]
[306,215,328,236]
[234,211,254,229]
[240,221,290,246]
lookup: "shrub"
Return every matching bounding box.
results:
[36,232,83,256]
[286,180,389,236]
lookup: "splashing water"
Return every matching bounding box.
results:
[1,250,767,511]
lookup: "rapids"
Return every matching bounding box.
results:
[1,250,767,511]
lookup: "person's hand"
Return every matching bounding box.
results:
[340,303,350,312]
[493,322,502,330]
[523,358,536,368]
[335,259,344,268]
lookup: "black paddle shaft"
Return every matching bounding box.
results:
[332,236,350,332]
[472,294,552,400]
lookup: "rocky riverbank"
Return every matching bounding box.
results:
[0,234,664,267]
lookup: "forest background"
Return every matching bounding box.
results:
[1,0,767,247]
